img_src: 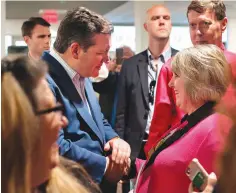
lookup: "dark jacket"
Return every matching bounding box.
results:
[115,48,178,160]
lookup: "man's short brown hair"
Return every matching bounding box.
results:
[54,7,114,53]
[21,17,50,37]
[187,0,226,20]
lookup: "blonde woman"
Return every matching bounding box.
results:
[2,71,38,193]
[1,55,90,193]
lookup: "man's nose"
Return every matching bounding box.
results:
[196,26,204,36]
[45,37,50,44]
[159,17,165,25]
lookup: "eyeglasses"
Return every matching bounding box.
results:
[149,80,156,105]
[35,104,64,116]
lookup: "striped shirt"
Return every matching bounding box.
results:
[50,49,91,114]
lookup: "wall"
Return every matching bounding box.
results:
[5,19,59,36]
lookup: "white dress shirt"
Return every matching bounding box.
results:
[50,49,91,115]
[145,47,172,134]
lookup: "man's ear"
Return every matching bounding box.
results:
[144,22,148,32]
[70,42,81,59]
[23,36,30,45]
[221,17,228,32]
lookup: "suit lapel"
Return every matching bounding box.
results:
[137,51,149,109]
[42,52,104,143]
[171,47,178,57]
[84,79,105,143]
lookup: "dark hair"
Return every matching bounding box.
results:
[21,17,50,37]
[54,7,114,53]
[1,55,47,111]
[187,0,226,21]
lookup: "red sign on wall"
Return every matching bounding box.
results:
[42,10,58,24]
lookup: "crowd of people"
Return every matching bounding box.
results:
[2,1,236,193]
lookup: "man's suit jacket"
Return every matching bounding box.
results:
[115,48,178,160]
[42,52,118,183]
[93,72,119,123]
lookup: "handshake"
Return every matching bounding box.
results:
[103,137,131,183]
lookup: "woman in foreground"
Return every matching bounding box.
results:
[1,55,92,193]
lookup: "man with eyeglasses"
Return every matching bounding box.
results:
[115,4,178,164]
[145,0,236,156]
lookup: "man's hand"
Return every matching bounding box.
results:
[104,156,130,183]
[104,137,131,165]
[188,172,217,193]
[107,59,117,72]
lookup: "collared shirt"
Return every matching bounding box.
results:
[145,47,172,134]
[49,49,91,115]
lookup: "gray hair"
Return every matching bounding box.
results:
[171,44,231,104]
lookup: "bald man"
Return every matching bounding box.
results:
[115,5,178,161]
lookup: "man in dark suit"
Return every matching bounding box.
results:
[115,5,178,162]
[42,7,130,193]
[21,17,51,60]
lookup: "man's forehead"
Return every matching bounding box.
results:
[92,34,111,48]
[32,24,50,35]
[188,9,217,21]
[146,5,170,18]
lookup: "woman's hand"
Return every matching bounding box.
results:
[188,172,217,193]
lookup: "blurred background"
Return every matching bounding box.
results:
[1,0,236,57]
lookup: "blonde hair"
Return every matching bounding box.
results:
[47,166,89,193]
[1,73,38,193]
[59,157,101,193]
[171,44,231,104]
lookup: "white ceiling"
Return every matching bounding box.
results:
[5,1,236,26]
[104,1,236,25]
[5,1,126,20]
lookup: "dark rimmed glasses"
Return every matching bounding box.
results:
[35,104,64,116]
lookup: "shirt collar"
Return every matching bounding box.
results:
[147,47,171,63]
[49,49,78,80]
[181,101,216,126]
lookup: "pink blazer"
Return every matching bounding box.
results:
[135,113,231,193]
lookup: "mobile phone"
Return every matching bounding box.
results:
[186,158,209,191]
[116,48,124,65]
